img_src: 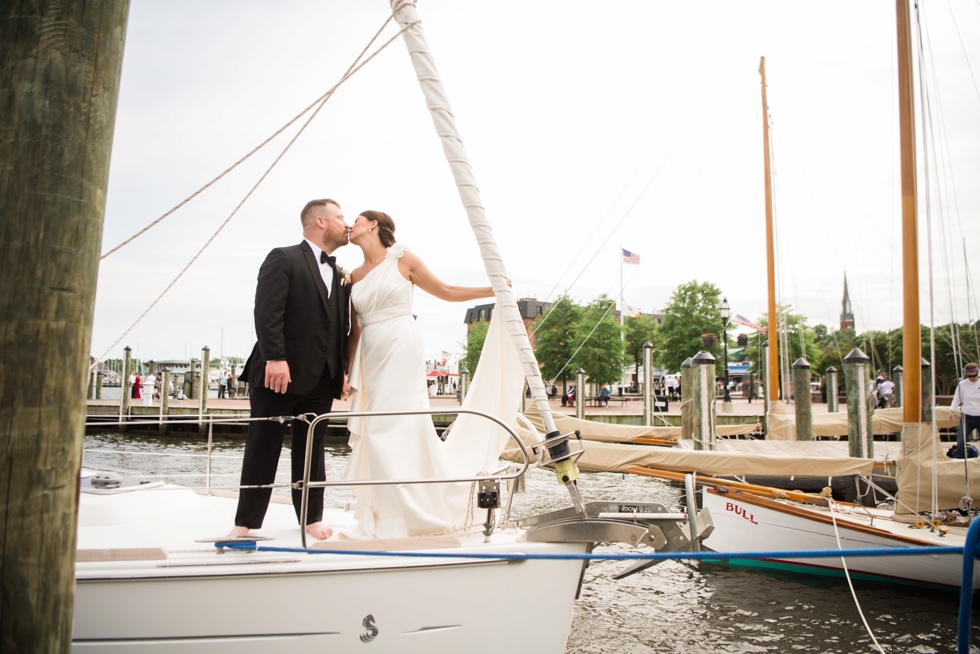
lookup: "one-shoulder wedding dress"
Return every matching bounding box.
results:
[344,244,524,539]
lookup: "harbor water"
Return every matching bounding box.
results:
[83,432,971,652]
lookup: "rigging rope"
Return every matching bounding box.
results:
[93,14,413,366]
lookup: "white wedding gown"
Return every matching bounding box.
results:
[343,244,524,539]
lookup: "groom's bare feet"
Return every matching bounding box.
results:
[226,525,251,538]
[306,522,333,540]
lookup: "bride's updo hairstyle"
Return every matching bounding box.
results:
[360,210,396,248]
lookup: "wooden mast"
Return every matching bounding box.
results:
[760,57,779,403]
[895,0,921,422]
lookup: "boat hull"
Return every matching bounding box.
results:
[702,489,973,589]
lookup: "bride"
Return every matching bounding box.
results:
[342,210,504,539]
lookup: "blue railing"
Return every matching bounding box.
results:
[219,521,980,652]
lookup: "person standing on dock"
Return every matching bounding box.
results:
[228,198,351,541]
[950,362,980,457]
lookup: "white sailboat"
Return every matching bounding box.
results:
[71,2,711,650]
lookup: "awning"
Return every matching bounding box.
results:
[426,371,459,378]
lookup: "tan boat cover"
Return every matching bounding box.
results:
[502,426,876,477]
[766,402,958,440]
[895,422,980,515]
[521,402,760,443]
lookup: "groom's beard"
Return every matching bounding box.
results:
[325,233,349,252]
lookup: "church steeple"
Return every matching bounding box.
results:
[840,274,855,331]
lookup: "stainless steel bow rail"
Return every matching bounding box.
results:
[298,408,533,548]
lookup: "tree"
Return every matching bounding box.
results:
[742,307,820,398]
[572,295,624,387]
[624,313,658,390]
[533,296,583,395]
[655,280,724,373]
[461,319,489,376]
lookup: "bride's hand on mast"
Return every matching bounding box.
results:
[399,251,510,302]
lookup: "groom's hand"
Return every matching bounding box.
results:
[341,374,350,400]
[265,360,291,394]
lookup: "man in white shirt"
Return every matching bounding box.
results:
[950,362,980,456]
[879,377,895,407]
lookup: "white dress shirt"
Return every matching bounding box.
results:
[304,238,334,299]
[951,378,980,416]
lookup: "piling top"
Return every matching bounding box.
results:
[576,368,586,375]
[124,345,131,351]
[921,357,931,368]
[842,348,869,363]
[680,357,692,368]
[761,340,768,348]
[893,365,903,373]
[203,345,210,352]
[825,365,837,373]
[691,351,715,364]
[642,341,653,349]
[791,357,810,369]
[461,367,470,374]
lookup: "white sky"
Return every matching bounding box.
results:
[92,0,980,364]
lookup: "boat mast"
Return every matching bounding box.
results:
[760,57,779,403]
[896,0,921,423]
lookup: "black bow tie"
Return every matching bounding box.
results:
[320,252,336,267]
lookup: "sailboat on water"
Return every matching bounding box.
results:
[72,2,715,651]
[664,0,980,588]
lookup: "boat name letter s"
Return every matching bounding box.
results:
[360,614,379,643]
[725,502,758,525]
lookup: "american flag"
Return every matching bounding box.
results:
[732,314,766,333]
[622,248,640,265]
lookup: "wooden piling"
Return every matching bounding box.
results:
[921,357,932,423]
[893,365,903,408]
[575,368,586,421]
[0,2,130,648]
[680,357,693,440]
[159,370,170,433]
[642,342,653,427]
[189,359,199,400]
[691,352,716,450]
[96,372,104,400]
[121,346,132,429]
[761,340,770,419]
[459,367,469,403]
[826,366,839,413]
[844,348,872,458]
[792,358,813,441]
[199,346,210,426]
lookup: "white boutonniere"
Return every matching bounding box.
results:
[338,266,351,287]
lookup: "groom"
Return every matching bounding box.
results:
[229,198,350,540]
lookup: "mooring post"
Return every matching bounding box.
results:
[96,372,104,400]
[893,365,904,408]
[680,357,693,439]
[761,339,770,420]
[844,348,872,458]
[120,346,132,429]
[826,366,839,413]
[88,361,96,400]
[792,358,813,441]
[159,370,170,433]
[642,342,653,427]
[199,346,210,427]
[0,2,130,648]
[575,368,586,420]
[459,367,469,403]
[189,359,199,400]
[921,357,933,423]
[691,351,716,450]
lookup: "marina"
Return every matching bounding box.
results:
[2,0,979,651]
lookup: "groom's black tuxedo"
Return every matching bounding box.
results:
[235,240,350,529]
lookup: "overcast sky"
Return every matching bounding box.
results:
[92,0,980,365]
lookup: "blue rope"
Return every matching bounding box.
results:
[958,519,980,654]
[217,540,961,562]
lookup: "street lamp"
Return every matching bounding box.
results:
[719,297,731,403]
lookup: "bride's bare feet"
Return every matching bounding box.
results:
[226,525,251,538]
[305,522,333,540]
